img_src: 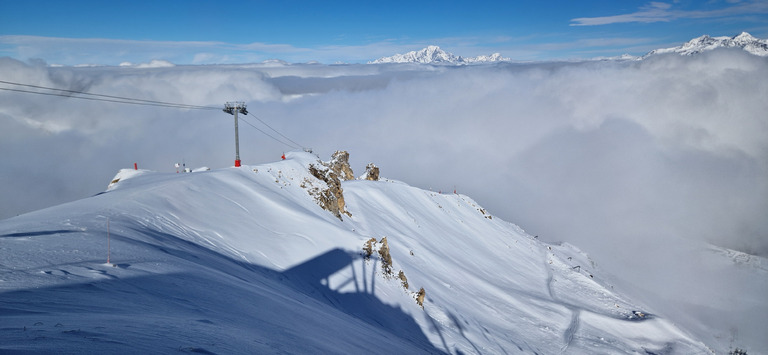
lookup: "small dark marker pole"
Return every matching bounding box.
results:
[107,217,111,264]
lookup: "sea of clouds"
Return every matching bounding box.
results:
[1,49,766,350]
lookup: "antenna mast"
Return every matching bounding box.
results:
[223,102,248,167]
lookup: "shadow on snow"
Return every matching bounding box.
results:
[0,226,446,354]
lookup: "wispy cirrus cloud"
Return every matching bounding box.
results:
[570,1,768,26]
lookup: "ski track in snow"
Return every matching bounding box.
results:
[219,193,250,214]
[541,243,581,353]
[562,309,581,353]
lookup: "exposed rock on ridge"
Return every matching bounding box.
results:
[303,150,356,220]
[328,151,355,181]
[360,163,380,181]
[362,236,426,308]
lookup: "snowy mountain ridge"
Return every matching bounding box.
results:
[645,32,768,58]
[370,33,767,65]
[369,45,508,64]
[0,151,716,353]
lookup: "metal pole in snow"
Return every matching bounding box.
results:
[233,108,241,167]
[223,102,247,167]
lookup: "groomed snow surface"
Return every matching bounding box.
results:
[1,152,712,353]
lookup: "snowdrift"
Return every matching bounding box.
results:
[0,151,710,354]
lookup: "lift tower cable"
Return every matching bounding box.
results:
[0,80,220,110]
[223,102,248,167]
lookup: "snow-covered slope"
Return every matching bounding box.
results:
[0,151,711,353]
[369,46,507,64]
[645,32,768,57]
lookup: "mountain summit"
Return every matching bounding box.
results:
[370,45,507,64]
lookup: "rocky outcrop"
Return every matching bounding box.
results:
[302,150,355,220]
[362,236,426,309]
[360,163,380,181]
[363,237,377,261]
[306,164,350,220]
[416,288,425,308]
[378,237,393,276]
[301,151,383,220]
[328,151,355,181]
[398,270,409,289]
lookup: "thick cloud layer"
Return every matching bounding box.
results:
[1,51,766,350]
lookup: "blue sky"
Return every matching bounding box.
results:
[1,0,767,64]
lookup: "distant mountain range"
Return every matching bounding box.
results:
[368,45,507,64]
[644,32,768,57]
[370,32,768,64]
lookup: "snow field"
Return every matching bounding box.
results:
[0,151,712,354]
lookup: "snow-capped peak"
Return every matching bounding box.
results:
[733,31,757,42]
[369,46,508,64]
[645,32,768,57]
